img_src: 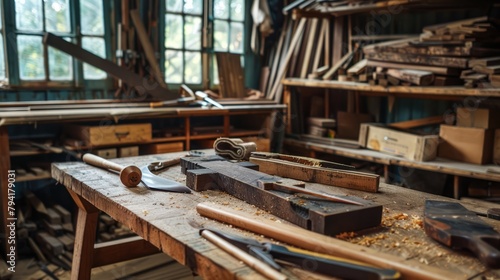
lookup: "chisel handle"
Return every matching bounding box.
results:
[82,153,142,187]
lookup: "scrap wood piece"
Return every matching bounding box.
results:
[347,59,368,76]
[472,65,500,75]
[365,52,469,69]
[322,50,356,80]
[365,60,460,76]
[249,152,379,193]
[469,56,500,68]
[386,69,434,86]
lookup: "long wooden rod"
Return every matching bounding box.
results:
[196,203,464,280]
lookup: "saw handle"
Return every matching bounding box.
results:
[468,235,500,268]
[82,153,142,187]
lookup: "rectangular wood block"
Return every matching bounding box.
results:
[65,123,152,146]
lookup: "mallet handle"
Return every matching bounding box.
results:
[83,153,124,172]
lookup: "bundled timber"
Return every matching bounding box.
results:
[363,16,500,88]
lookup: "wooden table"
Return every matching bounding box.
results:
[51,150,500,279]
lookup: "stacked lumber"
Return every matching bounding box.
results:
[307,117,336,137]
[17,191,135,276]
[363,17,500,87]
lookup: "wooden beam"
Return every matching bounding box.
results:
[323,50,355,80]
[249,157,379,192]
[93,236,160,267]
[130,9,168,90]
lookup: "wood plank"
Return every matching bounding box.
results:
[93,236,160,267]
[366,52,469,68]
[300,18,318,78]
[473,65,500,75]
[386,69,434,86]
[249,157,379,192]
[388,115,444,129]
[347,59,368,76]
[469,56,500,67]
[323,50,355,80]
[366,60,461,76]
[268,18,306,101]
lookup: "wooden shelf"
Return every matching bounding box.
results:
[282,78,500,98]
[284,138,500,183]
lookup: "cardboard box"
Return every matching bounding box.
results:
[359,123,439,161]
[337,111,374,140]
[456,107,500,129]
[438,125,493,164]
[494,129,500,165]
[65,123,152,146]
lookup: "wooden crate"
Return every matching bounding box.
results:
[65,123,152,146]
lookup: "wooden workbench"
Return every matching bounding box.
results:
[51,150,500,279]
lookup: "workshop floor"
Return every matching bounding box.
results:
[12,253,200,280]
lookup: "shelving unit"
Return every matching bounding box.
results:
[0,104,285,252]
[282,79,500,199]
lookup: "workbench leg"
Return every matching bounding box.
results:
[384,165,390,184]
[0,126,10,256]
[453,176,461,199]
[69,191,99,280]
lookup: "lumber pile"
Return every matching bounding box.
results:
[363,17,500,88]
[16,191,135,276]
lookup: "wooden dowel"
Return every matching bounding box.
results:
[196,203,463,280]
[201,230,287,280]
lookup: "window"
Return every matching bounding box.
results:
[6,0,109,86]
[163,0,246,88]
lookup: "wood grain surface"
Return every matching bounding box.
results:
[51,150,500,279]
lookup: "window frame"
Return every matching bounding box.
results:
[160,0,254,91]
[2,0,113,90]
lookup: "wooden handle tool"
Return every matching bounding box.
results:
[82,153,142,187]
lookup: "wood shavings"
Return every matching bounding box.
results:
[336,232,357,240]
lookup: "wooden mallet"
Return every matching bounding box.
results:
[82,153,142,187]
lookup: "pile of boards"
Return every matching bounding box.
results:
[361,16,500,87]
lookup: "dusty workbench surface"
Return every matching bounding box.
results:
[52,150,500,279]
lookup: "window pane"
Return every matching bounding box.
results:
[165,14,183,49]
[82,37,106,79]
[184,16,201,50]
[80,0,104,35]
[184,0,202,15]
[184,51,201,84]
[0,36,5,80]
[165,50,182,83]
[214,20,228,51]
[166,0,182,12]
[18,35,45,80]
[214,0,229,19]
[0,3,2,29]
[230,0,244,21]
[229,22,244,53]
[49,38,72,80]
[45,0,71,32]
[15,0,43,31]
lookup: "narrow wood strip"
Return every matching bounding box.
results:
[93,236,160,268]
[388,115,443,129]
[249,157,379,192]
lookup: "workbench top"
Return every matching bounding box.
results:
[51,150,500,279]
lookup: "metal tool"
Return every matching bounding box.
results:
[214,137,257,160]
[195,91,224,108]
[257,180,363,206]
[82,153,191,192]
[424,200,500,268]
[199,227,400,280]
